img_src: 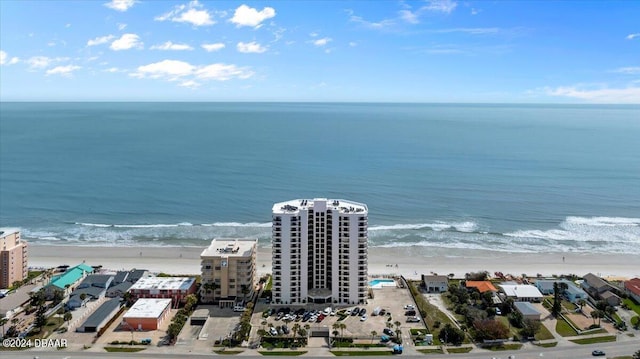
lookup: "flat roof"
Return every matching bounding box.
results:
[272,198,367,215]
[129,276,195,291]
[124,298,172,319]
[0,228,20,237]
[500,284,543,298]
[514,301,541,316]
[201,238,257,258]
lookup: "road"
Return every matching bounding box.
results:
[3,339,638,359]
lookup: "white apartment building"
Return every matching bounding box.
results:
[272,198,368,305]
[200,238,257,307]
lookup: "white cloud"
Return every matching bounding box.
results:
[27,56,53,69]
[349,42,357,47]
[46,65,81,77]
[545,85,640,104]
[613,67,640,75]
[103,67,123,73]
[230,4,276,28]
[349,15,395,29]
[626,33,640,40]
[178,80,200,88]
[312,37,332,47]
[104,0,136,12]
[117,23,127,31]
[0,50,19,66]
[110,33,143,51]
[237,41,267,53]
[87,35,115,46]
[155,0,214,27]
[202,43,225,52]
[65,23,71,28]
[423,0,458,14]
[131,59,253,85]
[398,10,419,24]
[150,41,194,51]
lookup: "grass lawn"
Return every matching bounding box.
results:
[496,316,520,338]
[535,323,555,340]
[104,347,146,352]
[623,298,640,316]
[533,342,558,348]
[562,300,577,311]
[569,335,616,345]
[214,350,244,355]
[555,317,579,337]
[485,343,523,351]
[331,350,393,356]
[260,351,307,356]
[27,317,65,339]
[447,347,473,353]
[417,348,444,354]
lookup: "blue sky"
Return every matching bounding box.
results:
[0,0,638,102]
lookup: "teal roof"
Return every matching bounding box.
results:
[50,263,93,289]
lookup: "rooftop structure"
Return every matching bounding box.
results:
[0,228,28,289]
[130,277,195,291]
[49,263,94,290]
[535,279,588,303]
[272,198,369,305]
[513,301,542,320]
[422,275,449,293]
[500,284,543,302]
[123,298,172,330]
[200,238,257,306]
[466,281,498,293]
[582,273,613,295]
[77,298,121,333]
[625,278,640,303]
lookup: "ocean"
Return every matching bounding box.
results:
[1,102,639,254]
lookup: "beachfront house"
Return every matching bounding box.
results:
[422,275,449,293]
[601,291,622,307]
[465,281,498,293]
[535,279,588,303]
[624,278,640,303]
[44,263,93,299]
[106,282,133,298]
[513,301,542,321]
[499,283,543,302]
[581,273,614,298]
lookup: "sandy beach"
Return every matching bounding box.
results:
[28,244,639,280]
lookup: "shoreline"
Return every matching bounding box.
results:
[27,244,639,280]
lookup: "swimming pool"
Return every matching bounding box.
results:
[369,279,396,288]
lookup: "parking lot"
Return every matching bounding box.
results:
[251,278,427,345]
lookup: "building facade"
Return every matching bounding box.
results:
[123,298,172,331]
[272,198,368,305]
[0,228,28,289]
[128,277,196,306]
[200,238,257,307]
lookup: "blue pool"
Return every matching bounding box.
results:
[369,279,396,288]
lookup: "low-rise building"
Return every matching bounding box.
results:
[45,263,93,299]
[513,301,542,321]
[500,284,543,302]
[123,298,172,331]
[581,273,613,297]
[76,298,121,333]
[535,279,588,303]
[466,281,498,293]
[106,282,133,298]
[200,238,257,307]
[128,276,196,305]
[601,291,621,307]
[422,275,448,293]
[624,278,640,303]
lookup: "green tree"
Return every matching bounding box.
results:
[371,330,377,344]
[473,319,510,341]
[63,312,73,328]
[438,323,464,345]
[30,289,46,307]
[520,319,541,339]
[577,299,586,312]
[590,310,603,326]
[632,349,640,359]
[79,293,87,306]
[35,306,47,331]
[552,282,568,317]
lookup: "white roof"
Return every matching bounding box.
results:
[129,277,195,291]
[201,238,257,258]
[500,284,543,298]
[273,198,368,215]
[124,298,171,319]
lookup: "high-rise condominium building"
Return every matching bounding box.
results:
[0,228,28,289]
[200,238,257,307]
[272,198,368,305]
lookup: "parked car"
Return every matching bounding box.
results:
[282,325,290,334]
[383,328,395,336]
[406,316,420,323]
[405,310,416,316]
[495,308,502,315]
[360,314,368,321]
[270,327,278,336]
[359,308,367,316]
[592,350,606,356]
[352,307,360,316]
[404,304,415,310]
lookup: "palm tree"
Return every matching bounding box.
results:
[394,320,401,331]
[0,317,8,335]
[370,330,377,344]
[63,312,72,329]
[604,306,615,320]
[339,323,346,339]
[591,310,601,326]
[292,323,300,339]
[577,299,586,313]
[332,323,340,339]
